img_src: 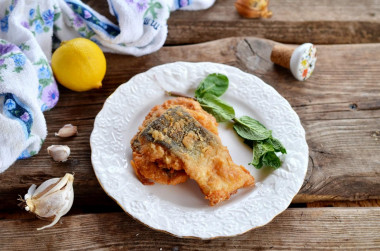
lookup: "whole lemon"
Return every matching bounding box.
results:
[51,38,106,92]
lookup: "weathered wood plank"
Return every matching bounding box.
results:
[0,38,379,212]
[84,0,380,45]
[0,208,379,249]
[307,199,380,207]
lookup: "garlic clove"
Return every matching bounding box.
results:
[35,174,72,200]
[23,173,74,230]
[24,184,36,201]
[37,185,74,231]
[55,124,78,137]
[32,178,61,199]
[47,145,70,162]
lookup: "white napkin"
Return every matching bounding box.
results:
[0,0,215,173]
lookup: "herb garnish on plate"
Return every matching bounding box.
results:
[169,73,287,169]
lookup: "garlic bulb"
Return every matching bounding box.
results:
[23,173,74,230]
[47,145,70,162]
[55,124,78,137]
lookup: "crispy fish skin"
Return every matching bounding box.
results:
[130,98,218,185]
[135,97,219,136]
[139,106,255,206]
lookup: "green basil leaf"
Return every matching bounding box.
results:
[245,138,286,154]
[255,158,264,169]
[233,116,271,141]
[195,73,229,98]
[250,141,274,167]
[262,152,282,169]
[250,141,282,169]
[243,139,254,148]
[198,93,235,122]
[267,137,287,154]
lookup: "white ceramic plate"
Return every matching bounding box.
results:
[90,62,308,239]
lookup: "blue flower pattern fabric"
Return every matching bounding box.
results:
[173,0,192,9]
[0,42,26,80]
[0,0,215,172]
[3,93,33,140]
[0,38,47,169]
[42,9,55,27]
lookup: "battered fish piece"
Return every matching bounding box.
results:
[132,101,255,206]
[131,138,188,185]
[131,98,218,185]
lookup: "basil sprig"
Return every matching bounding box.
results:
[194,73,287,169]
[195,73,229,98]
[233,116,271,141]
[197,93,235,122]
[194,73,234,122]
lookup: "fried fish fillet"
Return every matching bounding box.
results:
[131,98,218,185]
[131,139,188,185]
[131,98,254,206]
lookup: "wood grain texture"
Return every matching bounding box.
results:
[0,38,379,212]
[84,0,380,45]
[0,208,379,250]
[307,199,380,207]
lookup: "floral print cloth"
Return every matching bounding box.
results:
[0,0,215,172]
[0,38,48,172]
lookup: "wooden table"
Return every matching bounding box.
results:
[1,0,379,249]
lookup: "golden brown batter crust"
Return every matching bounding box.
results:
[130,97,254,205]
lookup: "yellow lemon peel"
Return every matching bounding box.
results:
[51,38,106,92]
